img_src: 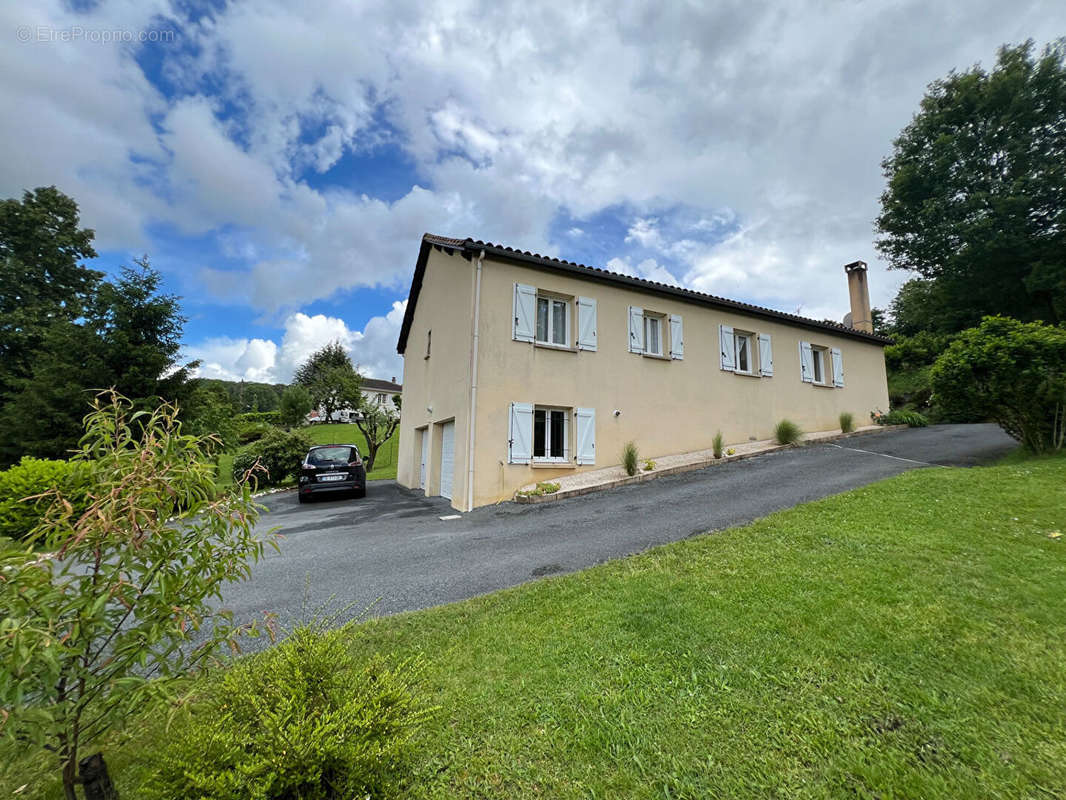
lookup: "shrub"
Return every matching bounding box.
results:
[621,441,639,476]
[726,447,736,456]
[235,411,283,426]
[145,624,432,800]
[233,428,314,489]
[874,409,929,428]
[774,419,802,446]
[517,481,561,498]
[0,393,267,797]
[642,459,656,471]
[0,456,89,541]
[932,316,1066,452]
[713,431,724,459]
[237,421,274,445]
[839,412,855,433]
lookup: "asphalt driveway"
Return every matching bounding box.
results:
[225,424,1015,649]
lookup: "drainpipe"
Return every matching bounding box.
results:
[465,249,485,512]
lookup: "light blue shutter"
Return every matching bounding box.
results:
[719,325,735,371]
[831,347,844,387]
[628,306,644,353]
[759,333,773,376]
[669,314,684,360]
[575,408,596,465]
[577,297,597,351]
[513,284,536,343]
[509,402,533,463]
[800,341,814,383]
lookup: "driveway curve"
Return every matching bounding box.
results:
[224,423,1015,649]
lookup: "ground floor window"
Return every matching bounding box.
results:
[533,407,569,461]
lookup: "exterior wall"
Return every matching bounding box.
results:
[396,248,475,506]
[467,254,889,508]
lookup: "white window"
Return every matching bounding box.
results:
[811,346,825,383]
[800,340,838,386]
[644,315,662,356]
[630,306,672,357]
[533,406,569,462]
[734,332,754,374]
[536,295,570,346]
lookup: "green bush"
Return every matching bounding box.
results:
[235,411,283,427]
[621,441,639,476]
[839,412,855,434]
[0,456,88,541]
[237,421,274,445]
[713,431,724,459]
[233,428,314,488]
[774,419,802,446]
[145,624,432,800]
[873,409,929,427]
[932,316,1066,452]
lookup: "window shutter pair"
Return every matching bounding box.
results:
[508,403,595,465]
[514,284,596,349]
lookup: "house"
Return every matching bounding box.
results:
[396,234,890,511]
[307,377,402,423]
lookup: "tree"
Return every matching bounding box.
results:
[0,187,100,397]
[0,259,196,464]
[931,316,1066,452]
[279,384,313,428]
[0,392,273,799]
[877,41,1066,331]
[183,382,241,451]
[293,342,362,422]
[355,404,400,471]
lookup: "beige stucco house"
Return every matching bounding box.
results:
[396,234,890,511]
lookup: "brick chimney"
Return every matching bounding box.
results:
[844,260,873,333]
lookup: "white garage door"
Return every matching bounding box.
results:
[439,421,455,500]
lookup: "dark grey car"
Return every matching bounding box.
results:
[298,444,367,503]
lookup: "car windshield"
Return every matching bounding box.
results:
[308,446,356,465]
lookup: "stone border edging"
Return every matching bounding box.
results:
[514,425,909,505]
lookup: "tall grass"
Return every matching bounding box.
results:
[713,431,724,459]
[621,441,639,476]
[839,411,855,434]
[774,419,802,445]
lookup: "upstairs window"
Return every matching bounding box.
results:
[644,315,662,356]
[536,296,570,346]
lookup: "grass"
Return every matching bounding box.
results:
[214,423,400,488]
[621,440,639,476]
[839,411,855,433]
[5,455,1066,798]
[774,417,803,445]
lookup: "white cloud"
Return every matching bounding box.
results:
[185,302,407,384]
[3,0,1066,327]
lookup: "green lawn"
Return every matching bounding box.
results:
[6,455,1065,798]
[214,423,400,488]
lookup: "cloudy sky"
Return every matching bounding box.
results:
[3,1,1064,383]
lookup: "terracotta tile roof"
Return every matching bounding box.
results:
[397,234,891,353]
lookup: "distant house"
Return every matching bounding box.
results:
[308,376,403,423]
[395,234,890,511]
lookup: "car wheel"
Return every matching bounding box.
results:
[352,489,366,499]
